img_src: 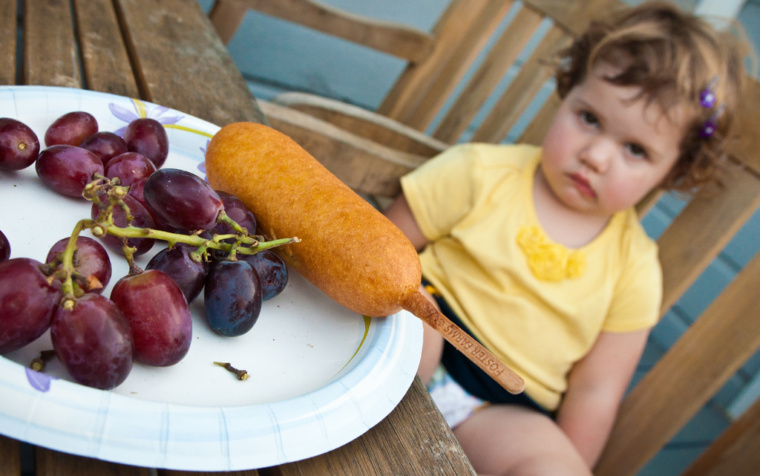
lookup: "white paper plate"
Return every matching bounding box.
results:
[0,86,422,471]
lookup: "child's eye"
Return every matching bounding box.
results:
[626,143,648,159]
[579,110,599,127]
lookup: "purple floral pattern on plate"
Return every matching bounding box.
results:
[25,368,56,392]
[199,140,209,179]
[109,99,184,137]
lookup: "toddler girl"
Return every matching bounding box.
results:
[384,2,751,474]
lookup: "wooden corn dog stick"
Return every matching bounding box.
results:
[204,122,525,394]
[402,292,525,393]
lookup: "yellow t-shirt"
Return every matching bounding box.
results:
[401,143,662,411]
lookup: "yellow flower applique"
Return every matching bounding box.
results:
[516,226,586,281]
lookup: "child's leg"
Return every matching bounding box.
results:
[453,405,591,476]
[417,284,444,384]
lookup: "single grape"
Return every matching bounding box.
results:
[0,258,62,354]
[212,190,256,236]
[146,244,209,304]
[123,118,169,168]
[104,152,156,188]
[46,236,112,294]
[80,131,128,167]
[127,178,177,232]
[143,168,223,232]
[44,111,98,147]
[204,260,262,337]
[240,250,288,301]
[0,230,10,262]
[50,293,133,390]
[91,194,156,256]
[111,269,192,366]
[126,177,148,206]
[36,145,104,198]
[0,118,41,171]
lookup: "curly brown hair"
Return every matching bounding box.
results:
[554,1,752,193]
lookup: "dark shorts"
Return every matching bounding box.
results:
[423,279,552,417]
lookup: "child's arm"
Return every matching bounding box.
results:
[383,193,429,251]
[555,328,650,467]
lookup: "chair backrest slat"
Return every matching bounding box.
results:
[658,164,760,313]
[218,0,435,61]
[525,0,624,36]
[471,26,569,144]
[378,0,514,128]
[389,0,623,142]
[432,5,545,143]
[517,92,560,145]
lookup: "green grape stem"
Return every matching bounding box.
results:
[52,175,299,299]
[98,222,298,256]
[57,219,91,305]
[216,210,248,235]
[61,219,297,283]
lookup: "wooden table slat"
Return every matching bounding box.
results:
[23,0,80,88]
[160,470,261,476]
[114,0,265,127]
[72,0,140,97]
[35,447,151,476]
[277,378,476,476]
[0,435,21,476]
[0,0,17,85]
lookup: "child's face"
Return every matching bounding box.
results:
[540,63,684,217]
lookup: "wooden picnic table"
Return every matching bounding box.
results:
[0,1,475,475]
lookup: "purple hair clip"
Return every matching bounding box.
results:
[699,77,722,139]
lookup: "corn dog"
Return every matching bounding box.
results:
[205,122,525,394]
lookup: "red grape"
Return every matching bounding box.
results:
[80,131,128,167]
[126,177,148,206]
[240,250,288,301]
[204,261,261,336]
[44,111,98,147]
[111,269,192,366]
[0,230,9,262]
[0,118,40,171]
[127,178,178,232]
[146,244,209,304]
[36,145,104,198]
[91,194,156,256]
[143,168,223,231]
[50,293,133,390]
[126,177,163,224]
[212,191,256,236]
[46,236,112,294]
[124,118,169,168]
[0,258,62,354]
[104,152,156,187]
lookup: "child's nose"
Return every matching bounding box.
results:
[580,137,614,172]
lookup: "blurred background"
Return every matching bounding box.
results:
[195,1,760,474]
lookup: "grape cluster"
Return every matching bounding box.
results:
[0,112,294,390]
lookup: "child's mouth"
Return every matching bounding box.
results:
[568,173,596,199]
